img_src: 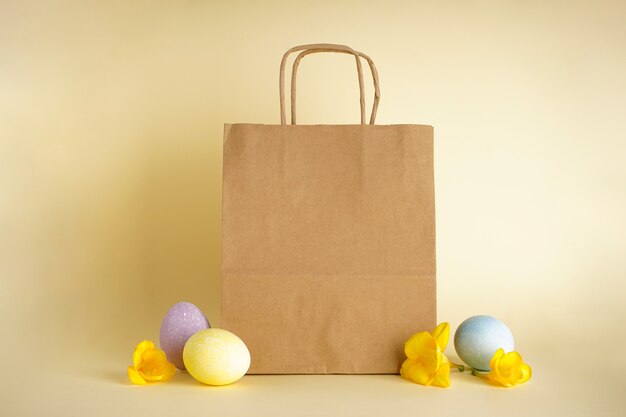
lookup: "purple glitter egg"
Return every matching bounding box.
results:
[159,302,210,370]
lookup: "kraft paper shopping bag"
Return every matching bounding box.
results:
[221,44,435,374]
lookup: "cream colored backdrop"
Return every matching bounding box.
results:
[1,1,625,416]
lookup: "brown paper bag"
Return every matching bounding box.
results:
[221,44,435,374]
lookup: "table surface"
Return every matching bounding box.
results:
[3,350,623,417]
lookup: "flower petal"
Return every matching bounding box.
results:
[489,348,505,371]
[486,349,532,387]
[431,361,451,388]
[519,363,532,384]
[128,366,146,385]
[500,351,523,370]
[148,357,176,382]
[494,376,515,387]
[138,349,164,381]
[431,322,450,351]
[498,351,524,381]
[133,340,155,369]
[160,361,176,382]
[401,358,433,386]
[404,331,437,360]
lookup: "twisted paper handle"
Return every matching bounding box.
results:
[279,44,380,125]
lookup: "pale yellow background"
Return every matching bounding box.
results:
[1,0,625,416]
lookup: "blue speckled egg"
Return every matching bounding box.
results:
[454,315,514,371]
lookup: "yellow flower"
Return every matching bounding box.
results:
[128,340,176,385]
[486,348,532,387]
[400,322,451,388]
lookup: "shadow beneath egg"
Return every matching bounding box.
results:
[99,369,251,389]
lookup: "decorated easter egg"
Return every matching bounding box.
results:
[183,328,250,386]
[454,315,515,371]
[159,301,210,370]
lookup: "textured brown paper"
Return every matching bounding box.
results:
[221,123,435,374]
[221,44,435,374]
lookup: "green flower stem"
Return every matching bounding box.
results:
[470,368,489,378]
[449,364,490,377]
[449,362,491,378]
[449,362,465,372]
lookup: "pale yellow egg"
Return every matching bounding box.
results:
[183,328,250,385]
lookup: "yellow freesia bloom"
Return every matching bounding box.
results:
[400,322,451,388]
[486,348,532,387]
[128,340,176,385]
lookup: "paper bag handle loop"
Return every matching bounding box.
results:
[279,44,380,125]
